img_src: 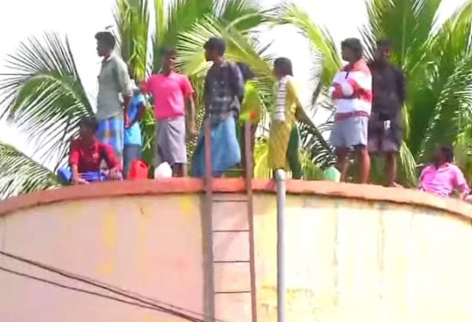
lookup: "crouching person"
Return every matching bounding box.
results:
[58,117,122,185]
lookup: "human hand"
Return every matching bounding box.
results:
[109,168,121,181]
[124,115,131,129]
[187,122,198,141]
[72,177,89,185]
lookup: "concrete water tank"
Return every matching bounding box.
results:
[0,179,471,322]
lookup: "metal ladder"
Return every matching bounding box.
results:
[203,120,257,322]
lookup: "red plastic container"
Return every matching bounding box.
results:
[129,160,149,180]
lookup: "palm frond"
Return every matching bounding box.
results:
[397,142,418,186]
[455,122,472,181]
[408,1,472,159]
[214,0,269,31]
[115,0,151,81]
[0,32,91,170]
[178,15,275,116]
[418,52,472,161]
[274,2,341,100]
[364,0,442,67]
[0,142,60,200]
[153,0,214,71]
[299,121,335,169]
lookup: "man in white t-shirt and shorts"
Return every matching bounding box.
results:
[329,38,372,184]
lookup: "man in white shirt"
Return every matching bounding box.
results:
[329,38,372,184]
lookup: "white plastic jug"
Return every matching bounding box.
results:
[154,162,172,179]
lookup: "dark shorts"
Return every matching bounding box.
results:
[368,131,400,153]
[368,117,402,154]
[123,144,142,178]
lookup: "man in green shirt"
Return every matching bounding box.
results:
[95,31,133,164]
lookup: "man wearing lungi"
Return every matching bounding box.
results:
[143,49,196,177]
[192,37,245,177]
[95,31,133,165]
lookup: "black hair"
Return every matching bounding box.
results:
[341,38,364,60]
[95,31,116,49]
[274,57,293,77]
[79,116,99,132]
[204,37,226,56]
[236,62,255,82]
[376,39,392,49]
[161,48,177,57]
[440,145,455,163]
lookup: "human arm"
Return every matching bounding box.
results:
[101,144,121,180]
[115,59,133,127]
[69,141,88,185]
[453,166,470,200]
[181,76,197,137]
[70,165,88,185]
[231,63,245,105]
[129,95,146,128]
[186,95,197,138]
[418,167,427,191]
[287,80,315,127]
[396,68,406,105]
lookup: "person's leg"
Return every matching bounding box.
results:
[172,163,188,177]
[123,145,132,179]
[123,144,142,179]
[385,153,397,187]
[351,117,370,184]
[163,117,188,177]
[287,126,302,179]
[335,148,350,182]
[211,117,241,175]
[330,120,350,182]
[367,131,380,184]
[356,145,371,184]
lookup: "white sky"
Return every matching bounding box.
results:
[0,0,467,163]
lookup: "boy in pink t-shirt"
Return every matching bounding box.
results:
[419,145,470,199]
[143,49,196,177]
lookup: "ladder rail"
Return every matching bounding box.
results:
[204,119,215,322]
[204,119,257,322]
[244,120,258,322]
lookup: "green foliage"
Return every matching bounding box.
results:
[0,32,92,173]
[278,0,472,186]
[115,0,151,81]
[4,0,472,199]
[0,142,60,199]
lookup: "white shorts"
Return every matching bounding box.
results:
[329,116,368,148]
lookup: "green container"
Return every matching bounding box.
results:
[323,166,341,182]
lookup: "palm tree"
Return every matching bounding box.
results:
[276,0,472,187]
[0,0,270,199]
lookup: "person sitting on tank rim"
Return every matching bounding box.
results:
[59,117,122,185]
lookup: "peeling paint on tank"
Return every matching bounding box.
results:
[179,195,195,220]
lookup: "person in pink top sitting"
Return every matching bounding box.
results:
[419,145,470,200]
[142,48,196,177]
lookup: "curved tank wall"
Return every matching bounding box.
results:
[0,179,471,322]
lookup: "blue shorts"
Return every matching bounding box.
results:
[329,116,368,148]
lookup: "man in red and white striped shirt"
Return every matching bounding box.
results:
[329,38,372,184]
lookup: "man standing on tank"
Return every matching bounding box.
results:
[368,39,406,186]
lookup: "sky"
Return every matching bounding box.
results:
[0,0,468,163]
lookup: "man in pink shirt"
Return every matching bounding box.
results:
[419,145,470,200]
[143,49,196,177]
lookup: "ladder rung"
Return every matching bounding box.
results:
[212,198,248,203]
[214,260,250,264]
[213,229,249,233]
[215,291,251,294]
